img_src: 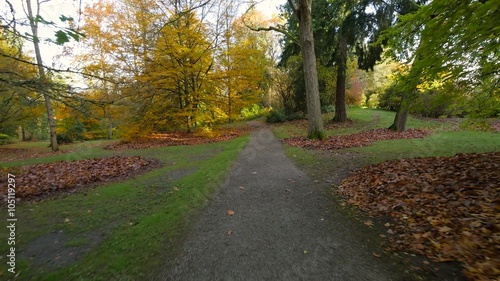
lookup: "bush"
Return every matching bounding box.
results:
[265,109,305,124]
[412,89,466,118]
[56,133,74,144]
[266,109,288,123]
[321,104,335,113]
[460,118,494,132]
[0,133,13,145]
[377,84,403,111]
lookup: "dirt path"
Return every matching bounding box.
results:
[160,125,434,280]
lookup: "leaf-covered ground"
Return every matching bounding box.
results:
[105,128,250,150]
[338,152,499,281]
[283,128,431,150]
[0,156,158,201]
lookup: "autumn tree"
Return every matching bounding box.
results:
[24,0,59,150]
[217,9,271,123]
[0,35,45,137]
[142,10,215,132]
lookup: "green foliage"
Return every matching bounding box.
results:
[460,118,494,132]
[265,108,304,124]
[321,104,335,113]
[383,0,500,104]
[377,83,403,111]
[56,133,73,144]
[412,89,466,118]
[266,108,288,123]
[240,104,268,120]
[0,133,13,145]
[59,118,85,143]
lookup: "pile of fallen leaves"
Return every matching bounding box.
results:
[283,128,430,150]
[105,128,250,150]
[338,152,500,280]
[0,156,156,200]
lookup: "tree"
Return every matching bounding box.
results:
[0,36,44,137]
[218,9,271,123]
[25,0,58,151]
[144,10,215,132]
[384,0,499,130]
[278,0,324,138]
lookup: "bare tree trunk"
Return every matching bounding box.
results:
[388,109,409,131]
[108,117,113,139]
[294,0,324,139]
[333,33,347,122]
[388,89,413,131]
[26,0,58,151]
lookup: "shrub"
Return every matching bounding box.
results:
[56,133,74,144]
[321,104,335,113]
[266,108,288,123]
[0,133,13,145]
[377,84,403,111]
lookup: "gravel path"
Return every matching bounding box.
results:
[159,125,427,281]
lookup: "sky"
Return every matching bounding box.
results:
[255,0,285,19]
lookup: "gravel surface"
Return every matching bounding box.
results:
[159,125,433,281]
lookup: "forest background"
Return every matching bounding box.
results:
[0,0,498,148]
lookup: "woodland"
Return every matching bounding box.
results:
[0,0,499,280]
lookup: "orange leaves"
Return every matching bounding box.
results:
[283,128,430,150]
[0,156,156,200]
[105,128,249,150]
[338,152,500,280]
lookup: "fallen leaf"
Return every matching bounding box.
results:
[373,252,382,258]
[227,210,235,216]
[364,220,374,227]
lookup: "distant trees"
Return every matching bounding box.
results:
[75,0,272,139]
[1,0,497,140]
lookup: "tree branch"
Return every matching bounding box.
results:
[287,0,299,19]
[0,51,118,84]
[241,3,299,44]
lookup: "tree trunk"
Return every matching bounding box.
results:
[388,109,408,131]
[297,0,324,139]
[108,117,113,139]
[333,33,347,122]
[388,88,412,131]
[26,0,58,151]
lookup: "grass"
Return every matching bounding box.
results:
[272,107,456,139]
[0,136,249,280]
[278,108,499,182]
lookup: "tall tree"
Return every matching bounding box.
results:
[146,10,215,132]
[25,0,58,151]
[280,0,417,123]
[218,9,271,123]
[287,0,324,138]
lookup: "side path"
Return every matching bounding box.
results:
[160,125,427,280]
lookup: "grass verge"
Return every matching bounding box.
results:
[0,136,249,280]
